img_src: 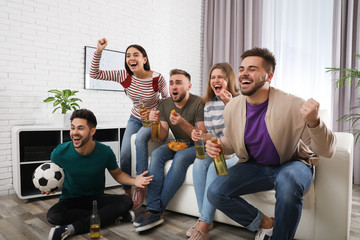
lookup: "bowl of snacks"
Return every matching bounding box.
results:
[168,140,190,152]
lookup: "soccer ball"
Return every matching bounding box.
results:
[32,163,65,193]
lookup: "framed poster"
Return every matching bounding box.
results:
[84,46,125,91]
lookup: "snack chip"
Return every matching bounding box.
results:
[171,109,176,116]
[168,141,188,151]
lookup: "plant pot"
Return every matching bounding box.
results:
[54,112,72,127]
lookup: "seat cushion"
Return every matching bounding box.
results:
[163,161,315,209]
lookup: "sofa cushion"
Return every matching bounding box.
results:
[163,160,315,209]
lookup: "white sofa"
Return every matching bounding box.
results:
[130,132,353,240]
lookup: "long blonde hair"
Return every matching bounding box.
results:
[202,62,239,104]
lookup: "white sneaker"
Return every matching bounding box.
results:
[255,227,273,240]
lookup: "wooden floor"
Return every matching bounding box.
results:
[0,185,359,240]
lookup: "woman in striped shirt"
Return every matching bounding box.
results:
[90,38,169,209]
[187,62,240,240]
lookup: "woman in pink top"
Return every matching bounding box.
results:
[90,38,169,209]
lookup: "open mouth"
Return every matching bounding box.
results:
[240,78,252,85]
[172,91,179,97]
[213,84,222,93]
[129,62,137,67]
[73,136,81,143]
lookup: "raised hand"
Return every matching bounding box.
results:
[300,98,320,128]
[96,38,108,54]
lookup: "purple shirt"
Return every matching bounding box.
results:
[244,100,280,165]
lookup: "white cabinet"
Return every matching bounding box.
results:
[12,126,125,199]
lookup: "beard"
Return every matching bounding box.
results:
[240,74,267,96]
[72,133,91,148]
[172,91,187,102]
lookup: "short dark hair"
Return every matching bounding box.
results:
[241,47,276,73]
[169,69,191,82]
[70,109,97,128]
[125,44,150,75]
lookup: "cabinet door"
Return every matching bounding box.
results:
[20,131,61,162]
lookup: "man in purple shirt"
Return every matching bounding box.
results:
[206,48,336,240]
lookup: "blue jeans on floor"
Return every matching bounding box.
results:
[207,160,313,240]
[120,115,151,189]
[146,143,196,212]
[193,154,238,224]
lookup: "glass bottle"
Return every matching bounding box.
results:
[139,98,151,127]
[90,200,101,240]
[194,122,206,159]
[210,132,228,176]
[151,107,161,141]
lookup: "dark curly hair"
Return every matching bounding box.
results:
[70,109,97,128]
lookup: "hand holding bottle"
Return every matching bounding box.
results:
[139,98,150,127]
[151,108,161,142]
[208,132,228,176]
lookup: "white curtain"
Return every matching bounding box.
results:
[262,0,334,126]
[331,0,360,184]
[203,0,360,183]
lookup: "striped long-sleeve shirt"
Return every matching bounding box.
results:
[90,53,169,120]
[204,96,227,138]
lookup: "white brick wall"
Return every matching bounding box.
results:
[0,0,204,196]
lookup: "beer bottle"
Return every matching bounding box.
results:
[151,107,161,141]
[194,122,206,159]
[139,98,150,127]
[90,200,101,240]
[210,131,228,176]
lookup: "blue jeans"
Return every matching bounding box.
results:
[193,154,238,224]
[146,143,196,212]
[207,160,313,240]
[120,115,151,189]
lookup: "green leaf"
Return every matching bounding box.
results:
[70,90,79,96]
[43,97,55,102]
[48,90,63,95]
[53,100,61,106]
[52,107,60,113]
[69,98,82,103]
[63,89,71,98]
[71,103,80,109]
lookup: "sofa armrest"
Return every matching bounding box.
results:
[315,132,353,240]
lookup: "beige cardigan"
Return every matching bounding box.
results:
[221,87,336,167]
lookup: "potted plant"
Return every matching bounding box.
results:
[43,89,82,126]
[326,54,360,143]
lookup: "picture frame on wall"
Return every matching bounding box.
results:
[84,46,125,91]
